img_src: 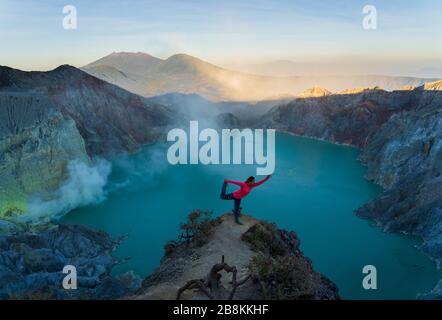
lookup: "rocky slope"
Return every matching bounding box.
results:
[134,214,339,300]
[257,88,417,147]
[0,65,175,156]
[355,90,442,268]
[257,87,442,296]
[0,93,90,218]
[0,222,141,299]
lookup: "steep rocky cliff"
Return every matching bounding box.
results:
[355,90,442,270]
[257,88,418,147]
[0,93,89,218]
[134,214,339,300]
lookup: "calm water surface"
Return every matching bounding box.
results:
[61,133,442,299]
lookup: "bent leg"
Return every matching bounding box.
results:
[220,182,229,200]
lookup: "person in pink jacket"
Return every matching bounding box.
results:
[220,175,272,224]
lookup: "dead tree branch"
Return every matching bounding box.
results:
[176,255,251,300]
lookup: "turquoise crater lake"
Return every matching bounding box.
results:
[61,133,442,299]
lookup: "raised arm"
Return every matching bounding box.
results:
[225,179,246,187]
[251,175,271,187]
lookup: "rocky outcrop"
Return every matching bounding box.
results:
[0,93,89,218]
[0,223,141,299]
[134,214,339,300]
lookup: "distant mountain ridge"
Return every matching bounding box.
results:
[82,52,437,101]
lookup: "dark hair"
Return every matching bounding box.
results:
[245,176,255,184]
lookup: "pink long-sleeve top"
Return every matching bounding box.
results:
[225,176,271,199]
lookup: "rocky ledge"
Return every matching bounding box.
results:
[133,212,339,300]
[0,223,141,299]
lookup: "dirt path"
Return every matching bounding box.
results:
[134,214,258,300]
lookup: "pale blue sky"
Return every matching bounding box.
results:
[1,0,441,76]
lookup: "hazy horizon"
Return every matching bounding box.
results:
[1,0,442,77]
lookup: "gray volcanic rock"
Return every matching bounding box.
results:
[360,92,442,188]
[0,223,141,299]
[420,279,442,299]
[355,91,442,269]
[0,65,175,156]
[0,93,89,217]
[257,89,417,147]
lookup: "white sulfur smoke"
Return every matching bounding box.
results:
[23,159,111,222]
[108,144,170,193]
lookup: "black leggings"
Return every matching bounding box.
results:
[220,182,241,217]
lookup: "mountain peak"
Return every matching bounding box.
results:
[109,51,155,58]
[168,53,196,59]
[51,64,78,72]
[166,53,207,65]
[83,51,163,76]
